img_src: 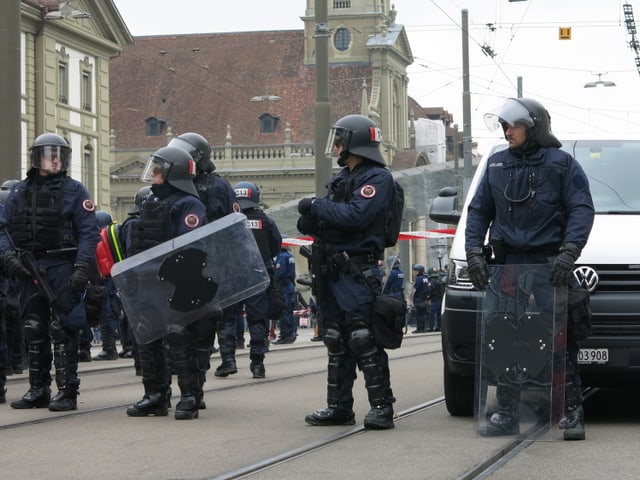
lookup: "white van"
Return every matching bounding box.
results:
[430,136,640,416]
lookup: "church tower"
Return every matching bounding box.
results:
[301,1,414,163]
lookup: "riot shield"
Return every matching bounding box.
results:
[111,213,270,344]
[475,263,567,441]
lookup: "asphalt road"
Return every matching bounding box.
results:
[2,329,640,480]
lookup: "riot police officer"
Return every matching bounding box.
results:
[0,180,23,377]
[411,264,429,333]
[465,97,595,440]
[382,256,405,300]
[215,181,281,379]
[168,132,239,403]
[297,114,397,430]
[272,243,297,344]
[125,146,207,420]
[0,133,99,411]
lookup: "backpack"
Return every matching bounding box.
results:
[384,181,404,247]
[346,164,404,248]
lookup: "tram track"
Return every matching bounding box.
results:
[0,342,441,432]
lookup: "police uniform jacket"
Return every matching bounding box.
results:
[383,267,404,299]
[0,173,98,264]
[194,172,240,222]
[309,162,393,258]
[465,146,595,254]
[128,184,206,256]
[412,273,429,308]
[275,249,296,286]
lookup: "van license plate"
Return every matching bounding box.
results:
[578,348,609,364]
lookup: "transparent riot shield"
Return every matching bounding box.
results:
[475,263,567,441]
[111,213,271,344]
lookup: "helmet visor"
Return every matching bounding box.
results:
[324,127,347,159]
[141,156,169,183]
[32,146,69,174]
[483,98,535,132]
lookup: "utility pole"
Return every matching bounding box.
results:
[0,1,22,181]
[314,0,331,197]
[461,9,473,201]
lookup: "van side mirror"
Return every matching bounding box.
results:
[429,186,460,225]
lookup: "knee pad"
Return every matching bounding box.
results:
[23,315,45,342]
[348,327,376,357]
[323,328,345,355]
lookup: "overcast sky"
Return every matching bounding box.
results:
[112,0,640,151]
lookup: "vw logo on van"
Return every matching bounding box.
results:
[573,266,599,292]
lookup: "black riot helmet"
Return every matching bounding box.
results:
[233,181,260,209]
[141,146,198,197]
[0,179,18,205]
[29,133,72,174]
[129,185,152,215]
[95,210,113,229]
[325,114,386,167]
[168,132,215,173]
[483,97,561,148]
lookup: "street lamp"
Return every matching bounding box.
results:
[584,72,616,88]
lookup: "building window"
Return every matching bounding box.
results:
[259,113,279,134]
[145,117,166,136]
[58,62,68,104]
[334,27,351,52]
[83,147,95,194]
[333,1,351,8]
[81,71,91,112]
[79,56,94,113]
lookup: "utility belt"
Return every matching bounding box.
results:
[31,247,77,261]
[491,239,560,265]
[327,251,381,293]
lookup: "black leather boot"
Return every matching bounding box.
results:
[214,355,237,377]
[10,385,51,409]
[11,342,51,409]
[250,353,265,379]
[93,327,119,360]
[364,404,395,430]
[478,383,520,436]
[49,388,78,412]
[126,390,169,417]
[194,348,211,409]
[305,406,356,426]
[359,353,395,430]
[560,405,585,441]
[173,345,199,420]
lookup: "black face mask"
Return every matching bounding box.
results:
[509,128,540,159]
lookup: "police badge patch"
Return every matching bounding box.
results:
[184,213,200,228]
[360,184,376,199]
[82,199,95,212]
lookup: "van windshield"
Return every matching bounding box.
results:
[562,139,640,214]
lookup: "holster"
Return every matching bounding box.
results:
[310,246,329,304]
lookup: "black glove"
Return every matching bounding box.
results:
[69,262,90,292]
[298,197,315,215]
[550,243,580,287]
[297,214,317,235]
[2,250,30,278]
[466,247,489,290]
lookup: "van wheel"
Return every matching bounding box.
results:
[443,363,474,416]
